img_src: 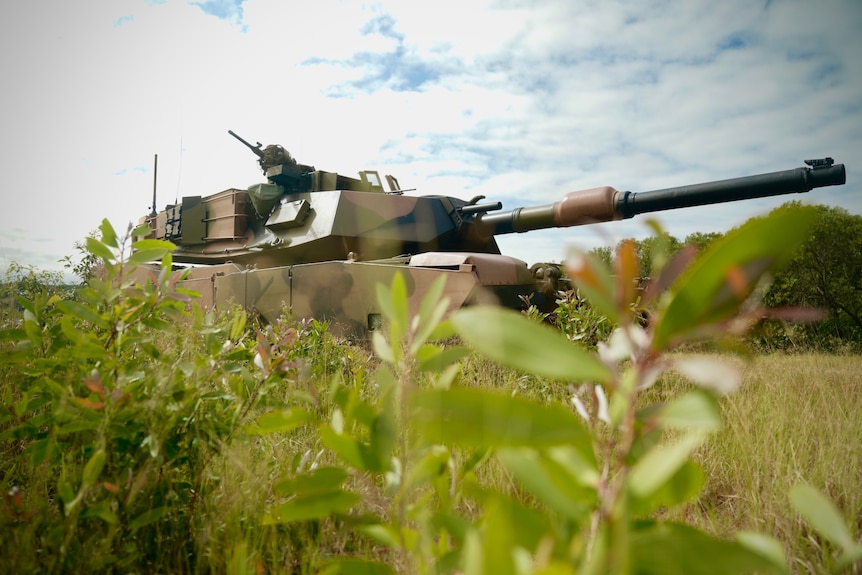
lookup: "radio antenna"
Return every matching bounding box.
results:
[151,153,158,216]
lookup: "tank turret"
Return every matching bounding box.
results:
[138,132,846,336]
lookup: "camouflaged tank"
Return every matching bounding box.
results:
[138,131,846,337]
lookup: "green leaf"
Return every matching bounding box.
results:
[376,273,409,335]
[63,490,84,516]
[629,460,704,516]
[227,542,250,575]
[434,363,461,390]
[480,492,553,556]
[411,389,596,465]
[735,531,788,574]
[481,498,517,575]
[658,391,723,432]
[653,206,816,350]
[274,467,349,496]
[450,307,611,383]
[56,417,100,436]
[462,529,483,575]
[411,275,450,354]
[0,327,26,342]
[497,447,596,520]
[412,296,450,354]
[59,315,83,343]
[415,344,470,372]
[789,483,858,553]
[132,238,176,252]
[428,318,457,341]
[360,523,419,551]
[375,282,395,326]
[390,272,409,334]
[264,490,359,523]
[128,248,171,266]
[141,316,172,331]
[58,481,75,509]
[318,559,396,575]
[416,274,448,331]
[23,317,42,349]
[630,521,777,574]
[837,545,862,573]
[565,248,619,324]
[404,446,451,490]
[320,425,368,471]
[432,512,472,546]
[24,437,56,465]
[672,355,741,395]
[246,408,315,435]
[82,449,106,487]
[132,223,153,237]
[372,331,395,364]
[628,431,708,499]
[229,308,247,342]
[86,236,117,263]
[369,412,397,472]
[81,501,120,525]
[56,300,109,329]
[128,506,170,533]
[99,218,119,248]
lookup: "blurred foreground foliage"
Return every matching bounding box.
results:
[1,208,860,574]
[584,202,862,352]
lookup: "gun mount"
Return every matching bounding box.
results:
[138,133,846,336]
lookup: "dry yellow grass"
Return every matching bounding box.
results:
[681,354,862,573]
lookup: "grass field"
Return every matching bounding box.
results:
[688,354,862,574]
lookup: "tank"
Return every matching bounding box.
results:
[138,131,846,337]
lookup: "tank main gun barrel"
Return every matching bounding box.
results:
[615,159,846,218]
[474,159,846,235]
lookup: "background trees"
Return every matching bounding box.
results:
[586,202,862,350]
[762,203,862,347]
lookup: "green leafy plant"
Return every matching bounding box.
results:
[3,206,858,574]
[400,204,827,574]
[549,288,615,349]
[247,203,859,574]
[0,219,288,573]
[60,228,102,284]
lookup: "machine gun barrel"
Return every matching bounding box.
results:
[475,159,846,235]
[228,129,265,159]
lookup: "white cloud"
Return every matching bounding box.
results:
[1,0,859,280]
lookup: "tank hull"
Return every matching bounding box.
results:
[174,252,540,338]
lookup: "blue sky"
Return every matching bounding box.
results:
[1,0,859,278]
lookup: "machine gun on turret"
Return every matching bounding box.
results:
[227,130,264,160]
[228,129,320,191]
[229,129,310,172]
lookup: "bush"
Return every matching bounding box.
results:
[0,220,326,573]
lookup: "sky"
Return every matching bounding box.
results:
[1,0,860,280]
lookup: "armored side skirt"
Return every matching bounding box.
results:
[153,252,537,338]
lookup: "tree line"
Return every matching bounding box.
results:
[587,202,862,351]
